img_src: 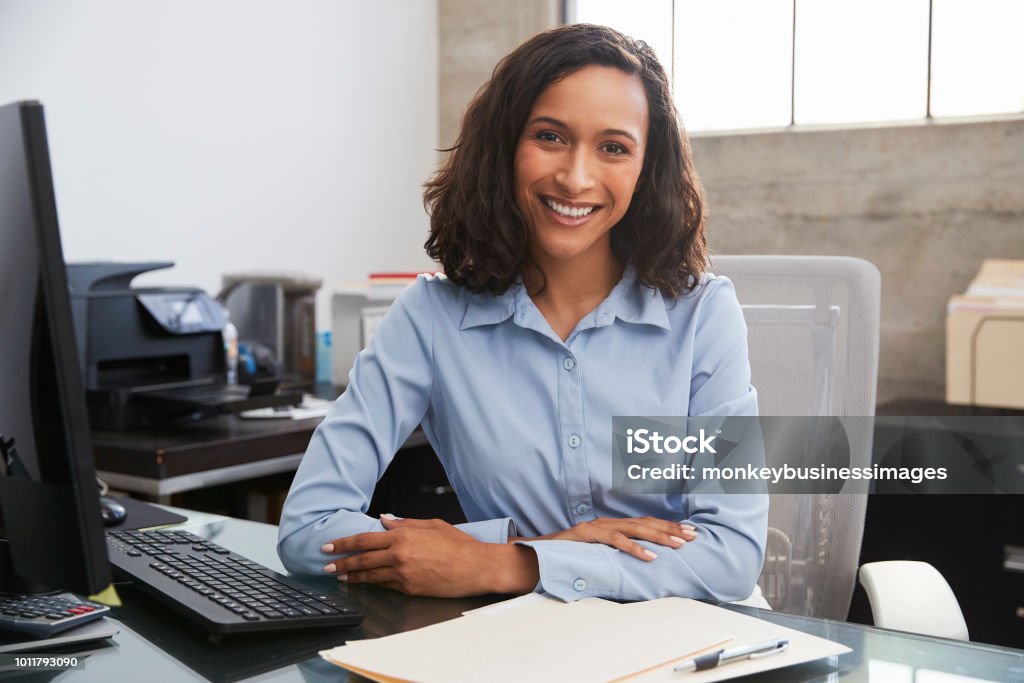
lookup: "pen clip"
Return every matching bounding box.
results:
[749,641,789,659]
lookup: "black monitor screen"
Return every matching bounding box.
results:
[0,101,110,596]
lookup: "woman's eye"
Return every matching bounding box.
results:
[537,131,562,143]
[602,142,627,155]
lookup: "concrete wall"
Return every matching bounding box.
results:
[438,0,559,148]
[692,118,1024,404]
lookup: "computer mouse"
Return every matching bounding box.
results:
[99,496,128,526]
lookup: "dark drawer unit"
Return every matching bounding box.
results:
[368,444,467,525]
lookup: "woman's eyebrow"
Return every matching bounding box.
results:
[525,116,640,146]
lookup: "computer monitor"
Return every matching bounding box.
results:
[0,100,111,596]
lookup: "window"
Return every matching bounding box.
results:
[930,0,1024,117]
[567,0,1024,132]
[793,0,928,125]
[675,0,792,131]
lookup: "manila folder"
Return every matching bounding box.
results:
[320,595,849,683]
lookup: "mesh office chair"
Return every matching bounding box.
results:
[710,256,880,620]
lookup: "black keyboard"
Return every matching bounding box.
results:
[0,592,109,638]
[107,530,363,634]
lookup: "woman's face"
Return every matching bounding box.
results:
[514,65,648,270]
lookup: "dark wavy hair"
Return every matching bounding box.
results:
[424,23,707,297]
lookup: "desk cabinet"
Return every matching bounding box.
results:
[367,444,467,524]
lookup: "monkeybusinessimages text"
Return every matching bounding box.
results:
[625,428,949,485]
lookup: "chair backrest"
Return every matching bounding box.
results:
[710,255,881,620]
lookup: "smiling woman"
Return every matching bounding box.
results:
[516,68,644,275]
[277,24,767,605]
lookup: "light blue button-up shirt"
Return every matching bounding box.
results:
[277,266,767,602]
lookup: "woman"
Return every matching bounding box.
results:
[277,24,767,602]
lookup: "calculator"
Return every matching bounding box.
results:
[0,593,109,638]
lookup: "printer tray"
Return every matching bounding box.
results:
[88,379,303,430]
[140,382,301,413]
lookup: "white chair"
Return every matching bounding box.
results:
[711,256,966,636]
[858,561,969,640]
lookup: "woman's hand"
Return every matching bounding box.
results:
[320,516,539,597]
[516,517,698,562]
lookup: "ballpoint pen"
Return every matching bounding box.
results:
[673,637,789,673]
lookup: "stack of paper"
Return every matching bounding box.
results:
[320,595,849,683]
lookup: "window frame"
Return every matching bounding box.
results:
[564,0,1024,134]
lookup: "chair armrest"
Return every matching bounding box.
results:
[858,561,969,640]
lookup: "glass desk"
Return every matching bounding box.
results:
[16,512,1024,682]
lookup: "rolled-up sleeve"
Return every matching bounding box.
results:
[520,276,768,602]
[276,277,515,574]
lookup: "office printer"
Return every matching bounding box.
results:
[67,262,300,430]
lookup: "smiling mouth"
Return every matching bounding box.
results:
[541,196,602,224]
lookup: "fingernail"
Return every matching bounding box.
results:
[644,549,658,560]
[670,536,686,545]
[321,543,334,552]
[336,573,348,582]
[323,563,336,573]
[380,513,398,520]
[680,523,696,531]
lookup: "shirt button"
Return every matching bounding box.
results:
[573,578,587,592]
[575,503,590,515]
[562,357,576,371]
[567,434,581,449]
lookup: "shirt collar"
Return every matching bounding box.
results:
[612,266,672,330]
[459,265,671,332]
[460,286,517,330]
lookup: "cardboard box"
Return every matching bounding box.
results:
[946,260,1024,409]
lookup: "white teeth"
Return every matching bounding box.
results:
[544,198,595,218]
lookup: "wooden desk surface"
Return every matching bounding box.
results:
[91,414,323,479]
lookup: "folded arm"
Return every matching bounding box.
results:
[516,491,768,602]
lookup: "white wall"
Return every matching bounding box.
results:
[0,0,438,326]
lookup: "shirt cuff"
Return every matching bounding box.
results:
[455,517,516,544]
[515,539,621,602]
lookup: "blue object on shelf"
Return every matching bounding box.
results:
[316,331,332,384]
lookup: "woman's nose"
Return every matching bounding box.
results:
[554,149,596,195]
